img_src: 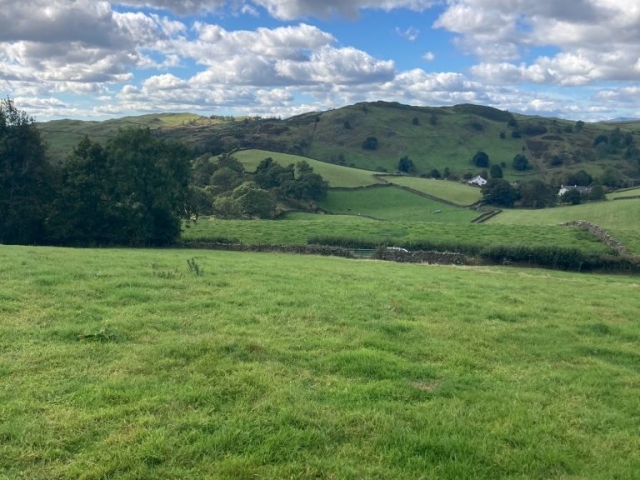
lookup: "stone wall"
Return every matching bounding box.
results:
[374,249,470,265]
[561,221,628,255]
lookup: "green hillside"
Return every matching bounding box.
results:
[234,149,381,188]
[489,199,640,254]
[38,102,640,187]
[381,176,483,206]
[318,187,478,222]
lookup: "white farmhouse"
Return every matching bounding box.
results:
[468,175,487,187]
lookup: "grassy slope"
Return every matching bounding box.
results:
[234,149,381,188]
[38,102,640,185]
[489,199,640,254]
[308,103,530,178]
[381,176,483,206]
[184,214,609,253]
[317,187,480,222]
[607,187,640,199]
[1,246,639,479]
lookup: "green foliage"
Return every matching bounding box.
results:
[561,189,582,205]
[53,129,193,246]
[361,136,379,150]
[489,164,503,179]
[412,116,420,126]
[0,98,54,245]
[481,178,518,207]
[186,257,203,276]
[472,151,490,168]
[512,154,531,171]
[589,185,606,201]
[398,156,416,173]
[566,169,593,186]
[518,180,555,208]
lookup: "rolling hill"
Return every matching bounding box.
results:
[38,102,640,187]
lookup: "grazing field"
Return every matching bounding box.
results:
[607,187,640,200]
[234,149,381,188]
[318,187,479,222]
[1,246,639,479]
[381,176,483,205]
[183,214,609,253]
[489,199,640,254]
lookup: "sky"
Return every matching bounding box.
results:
[1,0,640,121]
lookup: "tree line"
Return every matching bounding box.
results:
[1,99,327,247]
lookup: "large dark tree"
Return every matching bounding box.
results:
[0,99,54,245]
[398,156,416,173]
[518,180,554,208]
[472,151,490,168]
[481,178,518,207]
[51,129,194,246]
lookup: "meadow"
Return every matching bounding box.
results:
[317,187,479,222]
[380,176,483,206]
[1,245,639,479]
[183,213,609,254]
[489,199,640,254]
[233,149,381,188]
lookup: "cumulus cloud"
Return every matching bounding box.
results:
[436,0,640,84]
[396,27,420,41]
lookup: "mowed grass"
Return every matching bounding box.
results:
[489,199,640,254]
[1,246,639,479]
[318,187,479,222]
[183,214,609,253]
[234,149,381,188]
[381,176,483,206]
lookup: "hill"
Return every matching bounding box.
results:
[38,102,640,186]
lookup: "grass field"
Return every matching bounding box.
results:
[317,187,479,222]
[489,199,640,254]
[183,214,609,253]
[607,187,640,200]
[233,149,381,188]
[1,246,639,479]
[381,176,483,206]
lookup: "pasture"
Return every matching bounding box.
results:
[1,246,639,479]
[381,176,483,206]
[317,187,479,222]
[490,199,640,254]
[234,149,381,188]
[183,214,609,254]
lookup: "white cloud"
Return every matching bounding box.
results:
[422,51,435,61]
[396,27,420,41]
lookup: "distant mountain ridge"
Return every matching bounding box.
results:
[38,101,640,187]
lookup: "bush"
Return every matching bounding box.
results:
[362,137,379,150]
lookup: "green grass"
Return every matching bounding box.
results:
[234,149,381,188]
[607,187,640,200]
[489,199,640,254]
[381,176,483,205]
[1,246,639,479]
[183,215,609,253]
[317,187,479,222]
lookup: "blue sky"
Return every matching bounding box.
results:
[1,0,639,121]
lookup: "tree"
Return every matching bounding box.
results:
[398,156,416,173]
[566,169,592,186]
[232,182,275,219]
[430,169,442,179]
[575,120,585,132]
[512,154,530,171]
[362,136,378,150]
[481,179,518,207]
[412,117,420,126]
[588,185,606,201]
[489,164,503,179]
[101,128,193,246]
[518,180,554,208]
[0,98,54,245]
[561,189,582,205]
[472,151,490,168]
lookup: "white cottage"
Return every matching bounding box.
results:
[468,175,487,187]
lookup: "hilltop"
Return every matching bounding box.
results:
[38,102,640,187]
